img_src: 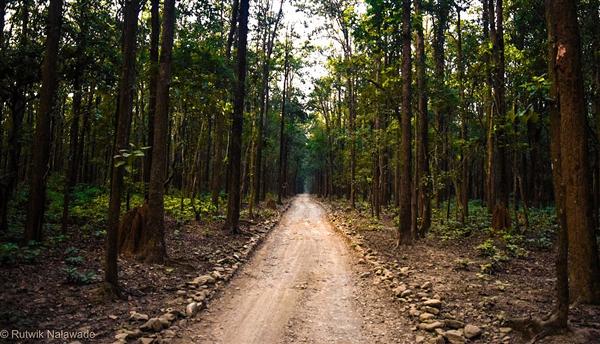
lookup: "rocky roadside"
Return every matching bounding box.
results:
[108,201,292,344]
[320,201,503,344]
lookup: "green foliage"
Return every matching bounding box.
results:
[0,243,19,264]
[63,267,97,285]
[0,242,41,265]
[62,246,95,283]
[476,239,498,257]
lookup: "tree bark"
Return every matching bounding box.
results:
[551,0,600,303]
[24,0,64,242]
[143,0,175,263]
[415,0,430,237]
[105,0,141,294]
[144,0,160,197]
[398,0,413,245]
[277,34,290,205]
[489,0,511,231]
[225,0,249,234]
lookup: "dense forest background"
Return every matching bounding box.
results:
[0,0,599,341]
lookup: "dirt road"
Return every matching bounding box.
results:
[175,195,412,344]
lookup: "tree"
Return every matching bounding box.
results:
[143,0,160,195]
[398,0,413,245]
[488,0,510,231]
[225,0,249,234]
[277,32,291,204]
[143,0,176,263]
[414,0,430,237]
[24,0,64,242]
[550,0,600,304]
[105,0,142,295]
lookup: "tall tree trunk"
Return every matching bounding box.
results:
[225,0,249,234]
[415,0,430,237]
[143,0,175,264]
[551,0,600,303]
[489,0,510,230]
[277,35,290,205]
[398,0,412,245]
[251,0,283,209]
[545,0,569,327]
[61,70,83,231]
[457,6,469,224]
[24,0,64,242]
[105,0,141,295]
[144,0,160,197]
[1,0,27,231]
[433,0,450,208]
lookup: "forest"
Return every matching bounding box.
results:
[0,0,599,342]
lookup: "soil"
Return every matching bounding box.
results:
[0,201,288,343]
[2,195,599,344]
[175,194,414,343]
[321,199,600,344]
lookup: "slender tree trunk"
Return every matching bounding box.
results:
[105,0,141,294]
[1,0,30,232]
[61,71,83,231]
[398,0,412,245]
[277,34,290,205]
[433,0,450,208]
[24,0,64,242]
[546,0,569,326]
[489,0,510,230]
[457,7,469,224]
[551,0,600,303]
[225,0,249,234]
[415,0,430,237]
[143,0,175,264]
[144,0,160,197]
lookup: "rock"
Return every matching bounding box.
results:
[190,275,215,286]
[211,271,223,280]
[417,321,445,331]
[163,329,176,338]
[141,318,164,332]
[499,327,512,334]
[130,311,149,322]
[401,289,413,297]
[409,308,421,317]
[158,313,175,327]
[421,281,433,289]
[115,334,129,340]
[429,335,446,344]
[415,335,425,343]
[138,338,154,344]
[423,299,442,308]
[186,302,199,317]
[419,313,435,321]
[360,272,371,278]
[393,284,407,297]
[422,306,440,315]
[464,324,482,339]
[176,290,187,296]
[444,329,466,344]
[445,319,465,329]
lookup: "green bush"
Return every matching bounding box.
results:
[63,266,97,284]
[0,243,19,264]
[476,239,497,257]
